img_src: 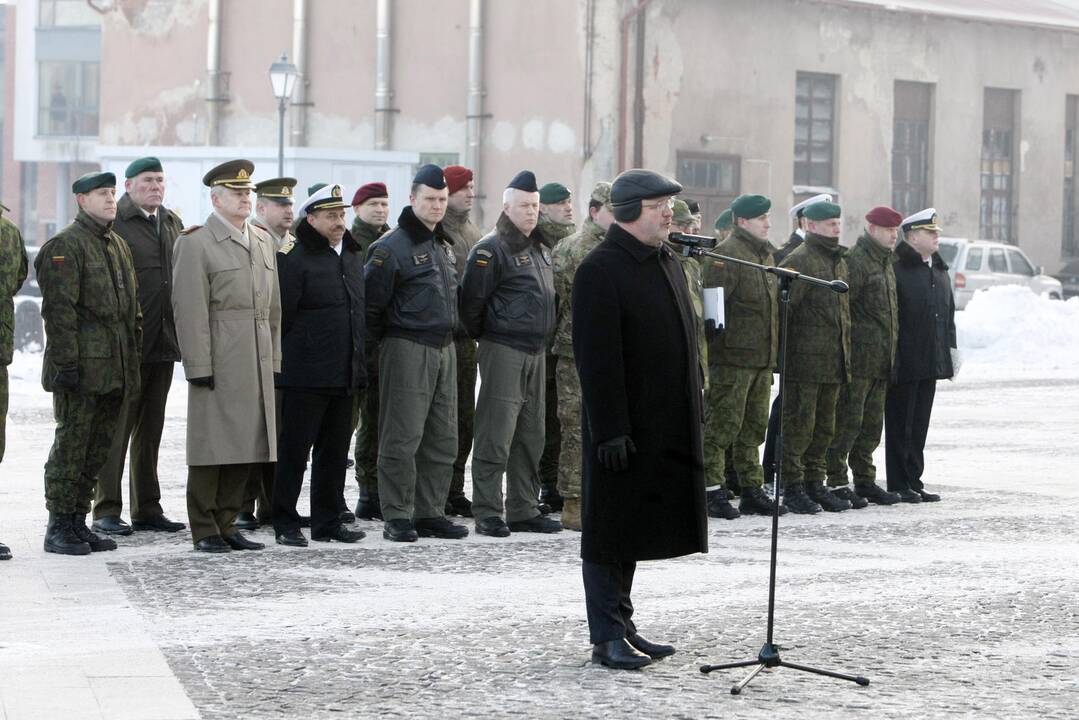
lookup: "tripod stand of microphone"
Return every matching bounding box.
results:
[667,232,870,695]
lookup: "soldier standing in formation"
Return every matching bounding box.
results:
[460,171,562,538]
[713,208,733,243]
[364,165,468,542]
[825,206,904,506]
[536,181,576,513]
[37,172,142,555]
[273,185,367,546]
[92,157,186,536]
[348,181,391,520]
[550,181,613,531]
[0,202,27,560]
[441,165,482,518]
[172,160,281,553]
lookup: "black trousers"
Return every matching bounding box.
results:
[273,389,353,537]
[762,390,781,482]
[884,379,937,493]
[582,560,637,645]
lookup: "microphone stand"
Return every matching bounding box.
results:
[672,236,869,695]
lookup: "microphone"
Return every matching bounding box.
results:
[830,280,849,293]
[667,232,718,249]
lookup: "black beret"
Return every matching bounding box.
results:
[731,194,772,220]
[507,170,539,193]
[413,164,447,190]
[72,172,116,194]
[125,157,162,178]
[610,169,683,208]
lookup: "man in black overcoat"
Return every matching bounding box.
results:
[571,169,708,670]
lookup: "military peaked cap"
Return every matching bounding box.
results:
[203,159,255,189]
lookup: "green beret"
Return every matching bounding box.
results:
[714,209,733,230]
[539,182,571,204]
[672,199,693,224]
[307,182,328,197]
[731,194,771,220]
[72,172,116,194]
[803,201,842,221]
[125,157,162,178]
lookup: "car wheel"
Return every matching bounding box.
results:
[14,301,44,351]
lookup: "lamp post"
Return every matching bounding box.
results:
[269,53,298,176]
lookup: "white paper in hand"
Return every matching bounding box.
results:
[703,287,724,330]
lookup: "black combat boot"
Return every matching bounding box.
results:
[707,489,741,520]
[71,513,118,552]
[739,485,788,516]
[783,485,822,514]
[854,482,901,505]
[445,493,474,518]
[44,511,91,555]
[539,483,564,513]
[355,488,383,520]
[0,541,11,560]
[830,486,868,509]
[807,480,851,512]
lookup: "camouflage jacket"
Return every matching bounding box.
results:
[670,249,709,390]
[704,227,778,370]
[350,217,391,258]
[0,215,28,365]
[551,218,605,358]
[36,210,142,395]
[442,206,483,269]
[537,216,575,249]
[846,232,898,379]
[780,233,850,384]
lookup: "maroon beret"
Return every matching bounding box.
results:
[864,205,903,228]
[443,165,474,195]
[351,182,388,207]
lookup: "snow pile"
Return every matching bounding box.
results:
[956,285,1079,381]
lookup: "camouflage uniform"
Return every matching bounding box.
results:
[779,233,850,488]
[442,206,484,501]
[701,226,778,489]
[551,210,607,500]
[826,232,897,487]
[0,213,28,466]
[349,216,390,494]
[536,216,575,495]
[37,210,142,514]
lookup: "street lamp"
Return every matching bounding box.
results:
[269,52,298,176]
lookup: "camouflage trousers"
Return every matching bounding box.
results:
[538,353,561,489]
[0,365,7,464]
[451,337,477,498]
[780,381,839,488]
[554,353,582,499]
[704,364,772,489]
[44,389,123,513]
[352,348,380,493]
[826,377,887,487]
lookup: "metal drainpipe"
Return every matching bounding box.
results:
[374,0,393,150]
[205,0,221,145]
[617,0,653,172]
[466,0,485,226]
[582,0,595,160]
[290,0,308,147]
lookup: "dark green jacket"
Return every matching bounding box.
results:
[350,216,390,258]
[36,210,142,395]
[0,215,28,365]
[442,206,483,269]
[537,216,575,249]
[705,226,778,369]
[846,233,898,379]
[780,232,850,384]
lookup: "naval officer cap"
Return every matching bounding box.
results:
[789,193,834,221]
[901,207,942,233]
[507,170,539,193]
[413,164,447,190]
[255,177,297,204]
[202,159,256,189]
[731,194,771,220]
[125,156,163,178]
[72,171,116,194]
[302,184,350,214]
[714,209,733,231]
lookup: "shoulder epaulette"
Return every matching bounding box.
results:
[279,239,295,254]
[180,224,203,235]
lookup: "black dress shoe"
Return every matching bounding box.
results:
[896,489,923,503]
[382,518,418,542]
[539,484,564,513]
[312,524,366,543]
[475,516,511,538]
[222,531,264,551]
[355,492,383,520]
[445,494,474,518]
[234,512,259,530]
[626,633,676,659]
[916,489,941,502]
[275,529,308,547]
[0,542,10,560]
[830,486,869,509]
[507,515,563,533]
[132,514,186,532]
[338,509,357,524]
[414,516,469,539]
[92,515,134,536]
[194,535,231,553]
[591,639,652,670]
[855,482,901,506]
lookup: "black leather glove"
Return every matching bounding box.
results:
[597,435,636,473]
[53,367,79,392]
[188,376,214,390]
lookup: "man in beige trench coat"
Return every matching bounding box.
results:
[172,159,282,553]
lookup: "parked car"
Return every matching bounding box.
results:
[14,246,44,351]
[1051,258,1079,299]
[936,238,1063,310]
